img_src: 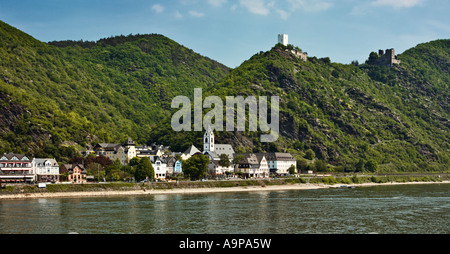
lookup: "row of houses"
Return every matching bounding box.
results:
[0,153,60,184]
[1,126,297,184]
[202,125,297,178]
[0,153,92,184]
[91,125,297,180]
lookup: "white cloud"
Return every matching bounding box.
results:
[208,0,227,7]
[239,0,271,15]
[371,0,423,8]
[151,4,165,13]
[175,10,183,19]
[351,0,424,15]
[287,0,333,12]
[238,0,332,19]
[276,9,290,20]
[189,10,205,17]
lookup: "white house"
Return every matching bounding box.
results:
[266,152,297,176]
[208,160,234,176]
[124,138,136,161]
[235,153,269,178]
[0,153,34,183]
[255,154,269,178]
[32,158,60,183]
[151,156,167,180]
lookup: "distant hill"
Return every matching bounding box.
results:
[0,20,448,172]
[151,41,449,172]
[0,20,229,161]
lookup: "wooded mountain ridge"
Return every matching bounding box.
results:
[0,20,448,172]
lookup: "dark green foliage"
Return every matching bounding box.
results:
[0,20,448,173]
[314,160,328,172]
[304,149,315,160]
[182,154,209,180]
[134,157,154,182]
[189,42,448,172]
[218,153,230,167]
[364,159,378,172]
[0,20,229,157]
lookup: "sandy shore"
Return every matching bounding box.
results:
[0,181,448,200]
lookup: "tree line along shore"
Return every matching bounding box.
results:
[1,173,448,199]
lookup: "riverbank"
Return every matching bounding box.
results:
[1,179,448,200]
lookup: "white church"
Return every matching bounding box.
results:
[203,125,235,175]
[203,125,235,161]
[183,124,296,177]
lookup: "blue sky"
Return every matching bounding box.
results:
[0,0,449,67]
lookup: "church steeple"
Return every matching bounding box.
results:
[204,124,214,153]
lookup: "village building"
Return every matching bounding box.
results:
[203,124,235,162]
[0,153,34,184]
[165,155,182,175]
[150,156,167,180]
[181,145,201,161]
[32,158,60,183]
[174,160,182,174]
[235,153,269,178]
[136,143,171,159]
[207,160,234,176]
[266,152,297,176]
[93,137,136,165]
[135,145,161,160]
[61,164,87,184]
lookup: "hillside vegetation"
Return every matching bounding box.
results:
[0,20,448,172]
[152,42,449,172]
[0,20,229,160]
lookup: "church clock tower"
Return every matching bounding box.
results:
[204,125,215,153]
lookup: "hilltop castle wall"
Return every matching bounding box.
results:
[289,49,308,61]
[371,48,401,67]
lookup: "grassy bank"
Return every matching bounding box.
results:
[308,174,448,185]
[0,178,303,195]
[0,174,448,196]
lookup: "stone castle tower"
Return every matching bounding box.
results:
[278,34,288,46]
[278,33,308,61]
[368,48,401,67]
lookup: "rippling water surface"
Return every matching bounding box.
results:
[0,183,448,234]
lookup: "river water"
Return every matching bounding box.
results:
[0,183,448,234]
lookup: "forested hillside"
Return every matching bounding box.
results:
[0,20,448,172]
[152,42,449,172]
[0,20,229,161]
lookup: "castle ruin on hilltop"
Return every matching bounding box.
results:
[278,34,308,61]
[367,48,401,67]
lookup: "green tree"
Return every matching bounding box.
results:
[106,158,122,176]
[296,158,308,172]
[233,154,244,165]
[218,154,230,168]
[134,157,154,181]
[129,157,141,167]
[314,160,327,172]
[304,149,315,160]
[86,162,104,182]
[365,159,378,172]
[355,159,365,172]
[183,154,209,180]
[288,164,296,175]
